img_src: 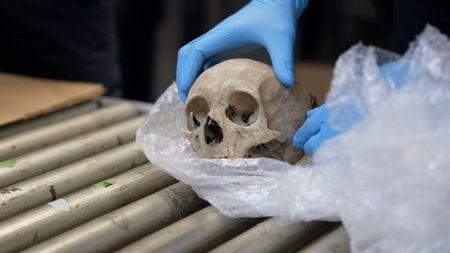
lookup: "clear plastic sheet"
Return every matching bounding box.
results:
[137,25,450,253]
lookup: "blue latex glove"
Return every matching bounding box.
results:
[176,0,309,101]
[293,60,408,155]
[292,105,339,156]
[378,60,408,89]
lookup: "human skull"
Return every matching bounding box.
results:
[184,58,314,164]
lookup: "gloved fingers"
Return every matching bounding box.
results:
[176,44,206,102]
[292,105,329,149]
[302,128,324,156]
[304,122,341,155]
[306,106,321,117]
[265,35,296,87]
[202,42,262,71]
[292,114,323,149]
[177,89,187,102]
[176,27,253,101]
[189,17,260,60]
[203,51,243,71]
[203,58,219,71]
[378,60,409,89]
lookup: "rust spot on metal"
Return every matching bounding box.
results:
[116,135,123,145]
[32,231,39,243]
[107,213,129,231]
[0,187,22,194]
[49,185,57,201]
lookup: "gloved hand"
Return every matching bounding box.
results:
[292,59,408,155]
[292,105,339,156]
[176,0,309,101]
[378,60,408,89]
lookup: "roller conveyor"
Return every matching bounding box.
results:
[0,98,350,253]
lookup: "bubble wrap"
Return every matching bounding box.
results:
[137,25,450,253]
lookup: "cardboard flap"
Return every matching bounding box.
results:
[0,73,105,126]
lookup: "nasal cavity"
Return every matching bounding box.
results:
[204,116,223,144]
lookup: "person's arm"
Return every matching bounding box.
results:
[176,0,308,101]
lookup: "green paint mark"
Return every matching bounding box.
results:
[0,159,15,167]
[96,178,116,188]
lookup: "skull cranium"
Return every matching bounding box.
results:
[184,58,314,164]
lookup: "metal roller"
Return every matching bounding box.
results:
[0,101,98,139]
[0,163,177,253]
[22,183,207,253]
[0,97,346,252]
[0,142,147,221]
[297,226,350,253]
[0,116,145,188]
[99,96,153,114]
[209,218,337,253]
[0,102,137,160]
[117,206,260,253]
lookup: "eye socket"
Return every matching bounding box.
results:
[186,97,209,131]
[225,91,259,126]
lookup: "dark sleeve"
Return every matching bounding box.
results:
[0,0,121,95]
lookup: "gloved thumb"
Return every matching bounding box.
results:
[266,37,295,87]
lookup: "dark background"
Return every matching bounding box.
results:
[0,0,391,102]
[117,0,390,102]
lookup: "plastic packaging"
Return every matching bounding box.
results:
[137,25,450,253]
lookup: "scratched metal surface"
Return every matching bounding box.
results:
[0,98,349,253]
